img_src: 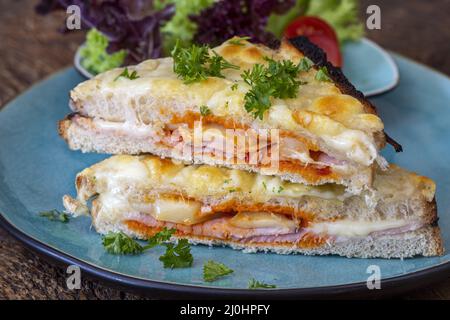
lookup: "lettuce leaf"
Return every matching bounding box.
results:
[155,0,215,53]
[306,0,364,43]
[79,29,126,75]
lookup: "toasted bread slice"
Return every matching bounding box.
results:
[63,155,443,258]
[60,37,390,193]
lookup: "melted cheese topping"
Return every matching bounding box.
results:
[80,155,347,204]
[70,38,384,166]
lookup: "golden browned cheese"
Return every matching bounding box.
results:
[70,37,385,167]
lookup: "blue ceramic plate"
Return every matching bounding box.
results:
[342,38,399,96]
[74,38,398,97]
[0,54,449,298]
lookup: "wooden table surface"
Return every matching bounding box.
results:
[0,0,449,300]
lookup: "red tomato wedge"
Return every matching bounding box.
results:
[284,16,342,67]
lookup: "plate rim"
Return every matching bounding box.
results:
[1,214,449,298]
[1,56,449,298]
[354,38,400,97]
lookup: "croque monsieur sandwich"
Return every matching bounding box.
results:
[63,155,443,258]
[59,37,400,194]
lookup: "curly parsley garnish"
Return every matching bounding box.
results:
[102,231,144,255]
[102,228,176,255]
[315,66,332,82]
[241,57,310,119]
[159,239,194,268]
[39,209,69,223]
[146,227,176,249]
[114,67,140,81]
[200,105,211,116]
[248,278,277,289]
[203,260,234,282]
[171,41,239,84]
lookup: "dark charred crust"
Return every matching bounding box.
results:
[385,132,403,152]
[65,112,80,120]
[288,36,402,152]
[288,36,373,111]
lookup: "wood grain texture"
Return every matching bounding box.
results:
[0,0,449,300]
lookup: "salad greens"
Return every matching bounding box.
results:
[306,0,364,43]
[80,29,127,75]
[267,0,364,43]
[36,0,174,64]
[155,0,215,53]
[38,0,364,73]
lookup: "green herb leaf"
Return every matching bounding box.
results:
[144,227,176,249]
[200,105,211,116]
[171,41,239,84]
[155,0,215,54]
[228,36,251,46]
[80,29,126,75]
[102,232,144,255]
[159,239,194,268]
[203,260,234,282]
[315,66,332,82]
[298,57,314,72]
[262,181,267,190]
[39,210,69,223]
[208,51,240,78]
[277,186,284,193]
[248,278,277,289]
[230,83,238,91]
[241,58,305,119]
[114,67,140,81]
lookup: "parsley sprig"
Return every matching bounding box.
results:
[203,260,234,282]
[114,67,139,81]
[228,36,251,46]
[39,209,69,223]
[102,231,145,255]
[171,41,239,84]
[102,228,175,255]
[248,278,277,289]
[200,105,211,116]
[159,239,194,268]
[241,57,311,119]
[146,227,176,249]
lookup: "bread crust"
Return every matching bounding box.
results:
[100,220,444,258]
[58,116,375,192]
[287,36,403,152]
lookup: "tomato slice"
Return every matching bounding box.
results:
[284,16,342,67]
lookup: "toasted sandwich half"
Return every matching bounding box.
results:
[63,155,443,258]
[59,37,395,193]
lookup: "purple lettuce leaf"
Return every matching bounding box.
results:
[35,0,174,63]
[190,0,295,48]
